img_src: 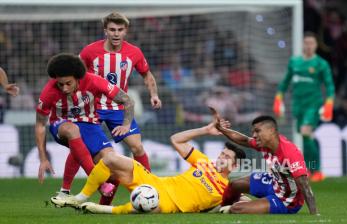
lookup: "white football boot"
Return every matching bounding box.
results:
[80,202,113,214]
[51,193,85,208]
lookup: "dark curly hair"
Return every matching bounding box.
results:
[47,53,86,79]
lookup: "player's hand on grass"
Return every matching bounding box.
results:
[5,83,20,96]
[151,95,162,109]
[112,124,131,136]
[38,160,55,184]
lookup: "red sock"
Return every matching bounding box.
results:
[99,180,119,205]
[222,182,241,206]
[134,153,151,172]
[62,153,80,190]
[68,137,94,175]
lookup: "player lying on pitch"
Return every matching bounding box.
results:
[51,118,247,214]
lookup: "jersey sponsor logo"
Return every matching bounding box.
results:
[292,75,314,83]
[200,177,213,193]
[82,95,90,104]
[102,141,110,146]
[70,106,81,117]
[120,61,128,71]
[106,72,118,85]
[193,169,203,177]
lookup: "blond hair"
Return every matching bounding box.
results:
[102,12,130,28]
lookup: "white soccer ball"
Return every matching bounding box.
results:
[130,184,159,212]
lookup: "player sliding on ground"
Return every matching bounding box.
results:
[210,108,318,215]
[51,119,246,213]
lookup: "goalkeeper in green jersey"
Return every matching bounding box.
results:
[273,32,335,182]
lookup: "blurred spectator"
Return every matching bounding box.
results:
[332,94,347,128]
[332,22,347,94]
[161,52,194,89]
[226,62,254,88]
[304,0,322,33]
[184,86,260,125]
[10,78,35,110]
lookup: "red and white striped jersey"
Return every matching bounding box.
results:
[249,135,307,209]
[80,40,149,110]
[36,73,120,124]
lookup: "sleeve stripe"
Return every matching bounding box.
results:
[184,147,195,160]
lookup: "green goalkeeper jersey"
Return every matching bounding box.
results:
[277,54,335,112]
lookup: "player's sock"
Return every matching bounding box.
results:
[134,153,151,172]
[111,202,133,214]
[68,137,94,175]
[222,182,241,206]
[303,136,320,172]
[81,159,111,197]
[99,181,119,205]
[62,153,80,190]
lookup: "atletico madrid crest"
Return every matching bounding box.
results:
[120,61,128,71]
[82,95,90,104]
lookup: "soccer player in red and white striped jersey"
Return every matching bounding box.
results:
[210,108,318,215]
[36,53,134,187]
[60,12,161,205]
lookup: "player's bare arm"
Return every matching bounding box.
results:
[35,113,55,183]
[142,71,162,109]
[295,175,318,215]
[0,67,19,96]
[112,89,135,136]
[209,107,251,147]
[170,121,220,159]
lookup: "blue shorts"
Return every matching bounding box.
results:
[49,120,112,157]
[97,109,141,143]
[249,172,302,214]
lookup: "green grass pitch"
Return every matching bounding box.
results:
[0,177,346,224]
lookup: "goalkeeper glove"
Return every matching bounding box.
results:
[319,99,334,122]
[273,93,285,117]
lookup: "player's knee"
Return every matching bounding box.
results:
[58,122,80,139]
[130,143,145,156]
[103,151,120,168]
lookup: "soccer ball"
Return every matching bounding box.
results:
[130,184,159,212]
